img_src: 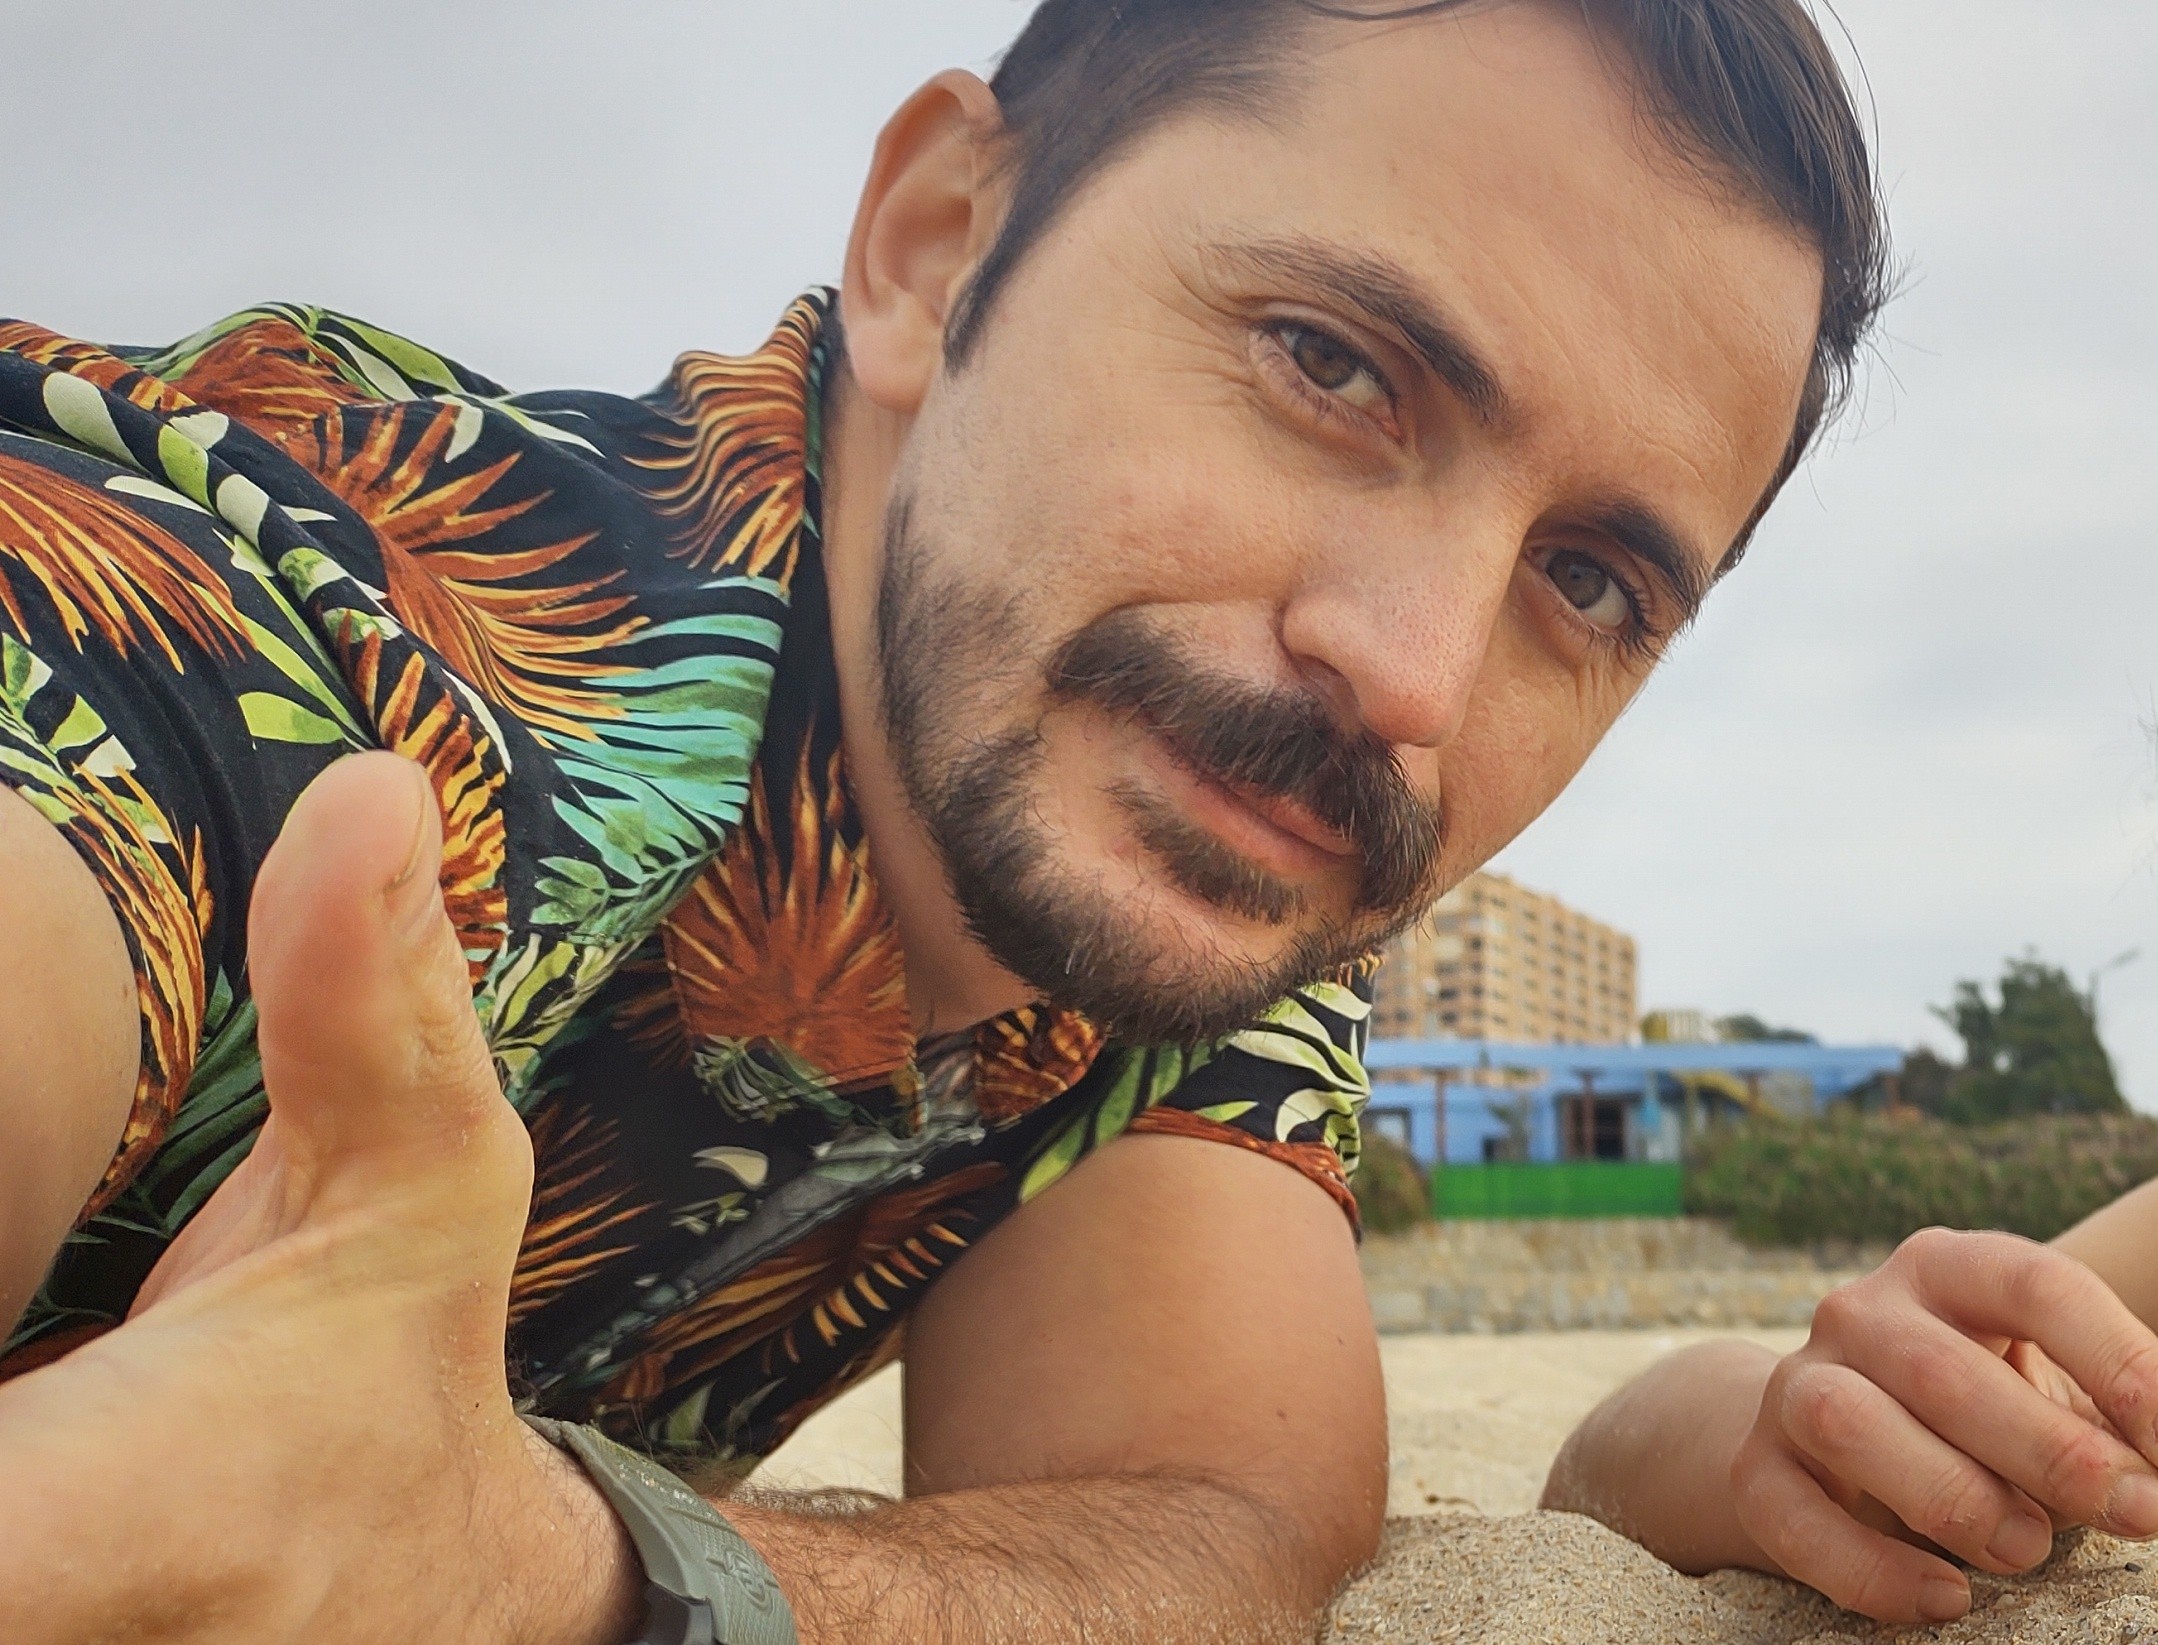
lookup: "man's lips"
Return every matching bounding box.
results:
[1134,730,1358,880]
[1232,782,1358,860]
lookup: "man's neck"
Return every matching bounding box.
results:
[819,366,1038,1040]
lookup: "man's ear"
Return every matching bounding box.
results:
[840,70,1007,417]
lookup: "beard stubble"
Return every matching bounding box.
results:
[873,497,1445,1046]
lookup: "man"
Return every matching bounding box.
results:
[0,0,1882,1638]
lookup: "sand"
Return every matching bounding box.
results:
[1329,1517,2158,1644]
[1377,1328,1807,1516]
[758,1332,2158,1643]
[754,1328,1815,1508]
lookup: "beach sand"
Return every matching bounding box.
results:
[757,1331,2158,1642]
[1329,1515,2158,1644]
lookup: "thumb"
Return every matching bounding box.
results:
[248,751,522,1195]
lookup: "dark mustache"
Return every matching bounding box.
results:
[1044,612,1443,912]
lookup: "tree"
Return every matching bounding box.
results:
[1895,1047,1958,1117]
[1933,956,2124,1123]
[1717,1013,1817,1045]
[1836,1046,1955,1116]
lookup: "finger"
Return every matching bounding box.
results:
[1831,1293,2158,1538]
[2007,1338,2114,1436]
[1776,1359,2053,1573]
[248,752,517,1183]
[1734,1430,1971,1625]
[1904,1228,2158,1473]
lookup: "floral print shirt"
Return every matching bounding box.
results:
[0,293,1374,1462]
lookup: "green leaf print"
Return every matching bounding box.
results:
[155,423,213,508]
[1019,1113,1090,1204]
[340,320,466,396]
[239,693,350,746]
[237,616,366,740]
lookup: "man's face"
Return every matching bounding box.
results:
[873,2,1821,1045]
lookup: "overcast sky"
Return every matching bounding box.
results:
[8,2,2156,1101]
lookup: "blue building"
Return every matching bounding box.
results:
[1361,1039,1906,1169]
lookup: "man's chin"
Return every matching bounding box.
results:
[974,880,1356,1047]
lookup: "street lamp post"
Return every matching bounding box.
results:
[2090,949,2142,1024]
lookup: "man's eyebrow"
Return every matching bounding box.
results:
[1581,497,1718,627]
[1206,234,1515,430]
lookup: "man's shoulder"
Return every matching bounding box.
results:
[0,303,708,475]
[130,304,515,404]
[2,305,494,434]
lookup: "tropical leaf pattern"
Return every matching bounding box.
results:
[0,294,1374,1463]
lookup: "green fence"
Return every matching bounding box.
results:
[1432,1161,1684,1220]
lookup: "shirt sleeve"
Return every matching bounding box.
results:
[0,342,366,1225]
[1125,965,1376,1228]
[0,485,239,1224]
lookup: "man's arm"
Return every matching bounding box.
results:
[0,782,139,1336]
[719,1133,1388,1643]
[2053,1178,2158,1327]
[1540,1336,1779,1574]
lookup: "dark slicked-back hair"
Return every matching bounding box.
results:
[947,0,1888,499]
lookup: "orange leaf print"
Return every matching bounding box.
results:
[286,402,641,739]
[750,1324,909,1463]
[340,633,509,982]
[165,316,377,440]
[1128,1106,1359,1227]
[630,295,820,581]
[0,325,195,416]
[660,736,911,1088]
[590,1161,1005,1413]
[606,945,692,1067]
[974,1007,1106,1124]
[46,775,215,1218]
[0,1322,113,1381]
[510,1104,653,1329]
[0,452,246,667]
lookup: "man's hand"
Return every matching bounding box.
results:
[1547,1226,2158,1627]
[0,752,639,1645]
[1728,1227,2158,1624]
[0,746,1386,1645]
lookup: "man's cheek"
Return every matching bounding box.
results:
[1085,450,1305,608]
[1437,714,1585,875]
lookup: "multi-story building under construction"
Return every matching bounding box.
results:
[1371,870,1638,1046]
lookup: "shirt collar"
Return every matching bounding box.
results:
[654,292,1105,1129]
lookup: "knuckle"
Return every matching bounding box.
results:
[1898,1225,1963,1268]
[2097,1342,2158,1431]
[1783,1364,1868,1453]
[1996,1240,2069,1315]
[1810,1283,1869,1339]
[1837,1541,1906,1618]
[1898,1341,1972,1412]
[1730,1457,1776,1528]
[1730,1429,1792,1510]
[2040,1426,2118,1511]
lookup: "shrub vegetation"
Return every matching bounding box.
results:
[1353,1132,1431,1235]
[1686,1112,2158,1247]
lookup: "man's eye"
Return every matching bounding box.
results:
[1547,550,1635,633]
[1281,324,1391,414]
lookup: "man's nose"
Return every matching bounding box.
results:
[1278,512,1520,752]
